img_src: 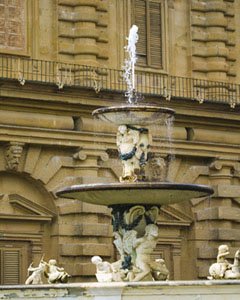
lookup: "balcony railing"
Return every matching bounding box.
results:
[0,54,239,108]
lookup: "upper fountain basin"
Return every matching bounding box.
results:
[92,105,175,126]
[56,182,214,206]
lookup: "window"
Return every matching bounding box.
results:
[0,243,29,285]
[133,0,164,69]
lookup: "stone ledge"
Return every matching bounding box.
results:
[1,281,240,299]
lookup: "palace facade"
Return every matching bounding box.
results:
[0,0,240,283]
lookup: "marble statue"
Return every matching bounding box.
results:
[132,224,159,281]
[26,257,70,284]
[25,257,47,285]
[91,256,113,282]
[46,259,71,283]
[208,244,240,279]
[92,223,169,282]
[116,125,151,182]
[151,258,169,281]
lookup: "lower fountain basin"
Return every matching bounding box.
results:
[92,105,175,126]
[57,182,214,206]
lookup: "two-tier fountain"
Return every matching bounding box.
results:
[57,25,213,282]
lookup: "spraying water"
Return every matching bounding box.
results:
[123,25,139,104]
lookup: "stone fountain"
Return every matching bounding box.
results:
[57,25,214,282]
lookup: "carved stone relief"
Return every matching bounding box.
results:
[0,0,27,52]
[4,142,24,171]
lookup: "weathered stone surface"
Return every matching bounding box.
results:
[197,246,240,259]
[196,206,240,222]
[58,201,110,215]
[0,110,74,129]
[1,282,240,299]
[191,0,235,81]
[195,228,240,241]
[61,262,96,276]
[57,0,109,64]
[60,243,112,256]
[214,185,240,198]
[56,223,112,237]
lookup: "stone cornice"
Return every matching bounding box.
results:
[0,125,239,158]
[0,214,52,222]
[0,85,239,127]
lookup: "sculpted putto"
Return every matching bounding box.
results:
[46,259,71,284]
[208,245,240,280]
[25,257,70,284]
[116,125,151,182]
[25,257,47,285]
[91,256,113,282]
[132,224,160,281]
[92,224,169,282]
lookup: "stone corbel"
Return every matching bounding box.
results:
[209,160,223,171]
[73,148,109,162]
[5,142,25,171]
[210,158,240,178]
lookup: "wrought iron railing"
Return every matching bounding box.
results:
[0,54,239,108]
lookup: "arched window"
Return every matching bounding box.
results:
[132,0,165,69]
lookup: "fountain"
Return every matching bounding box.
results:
[57,25,214,282]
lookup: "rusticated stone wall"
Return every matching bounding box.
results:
[57,0,109,66]
[192,157,240,279]
[191,0,236,81]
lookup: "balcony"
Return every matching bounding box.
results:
[0,54,239,108]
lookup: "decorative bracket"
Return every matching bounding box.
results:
[73,148,109,162]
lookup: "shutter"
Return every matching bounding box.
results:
[134,0,147,65]
[149,1,162,68]
[1,249,20,285]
